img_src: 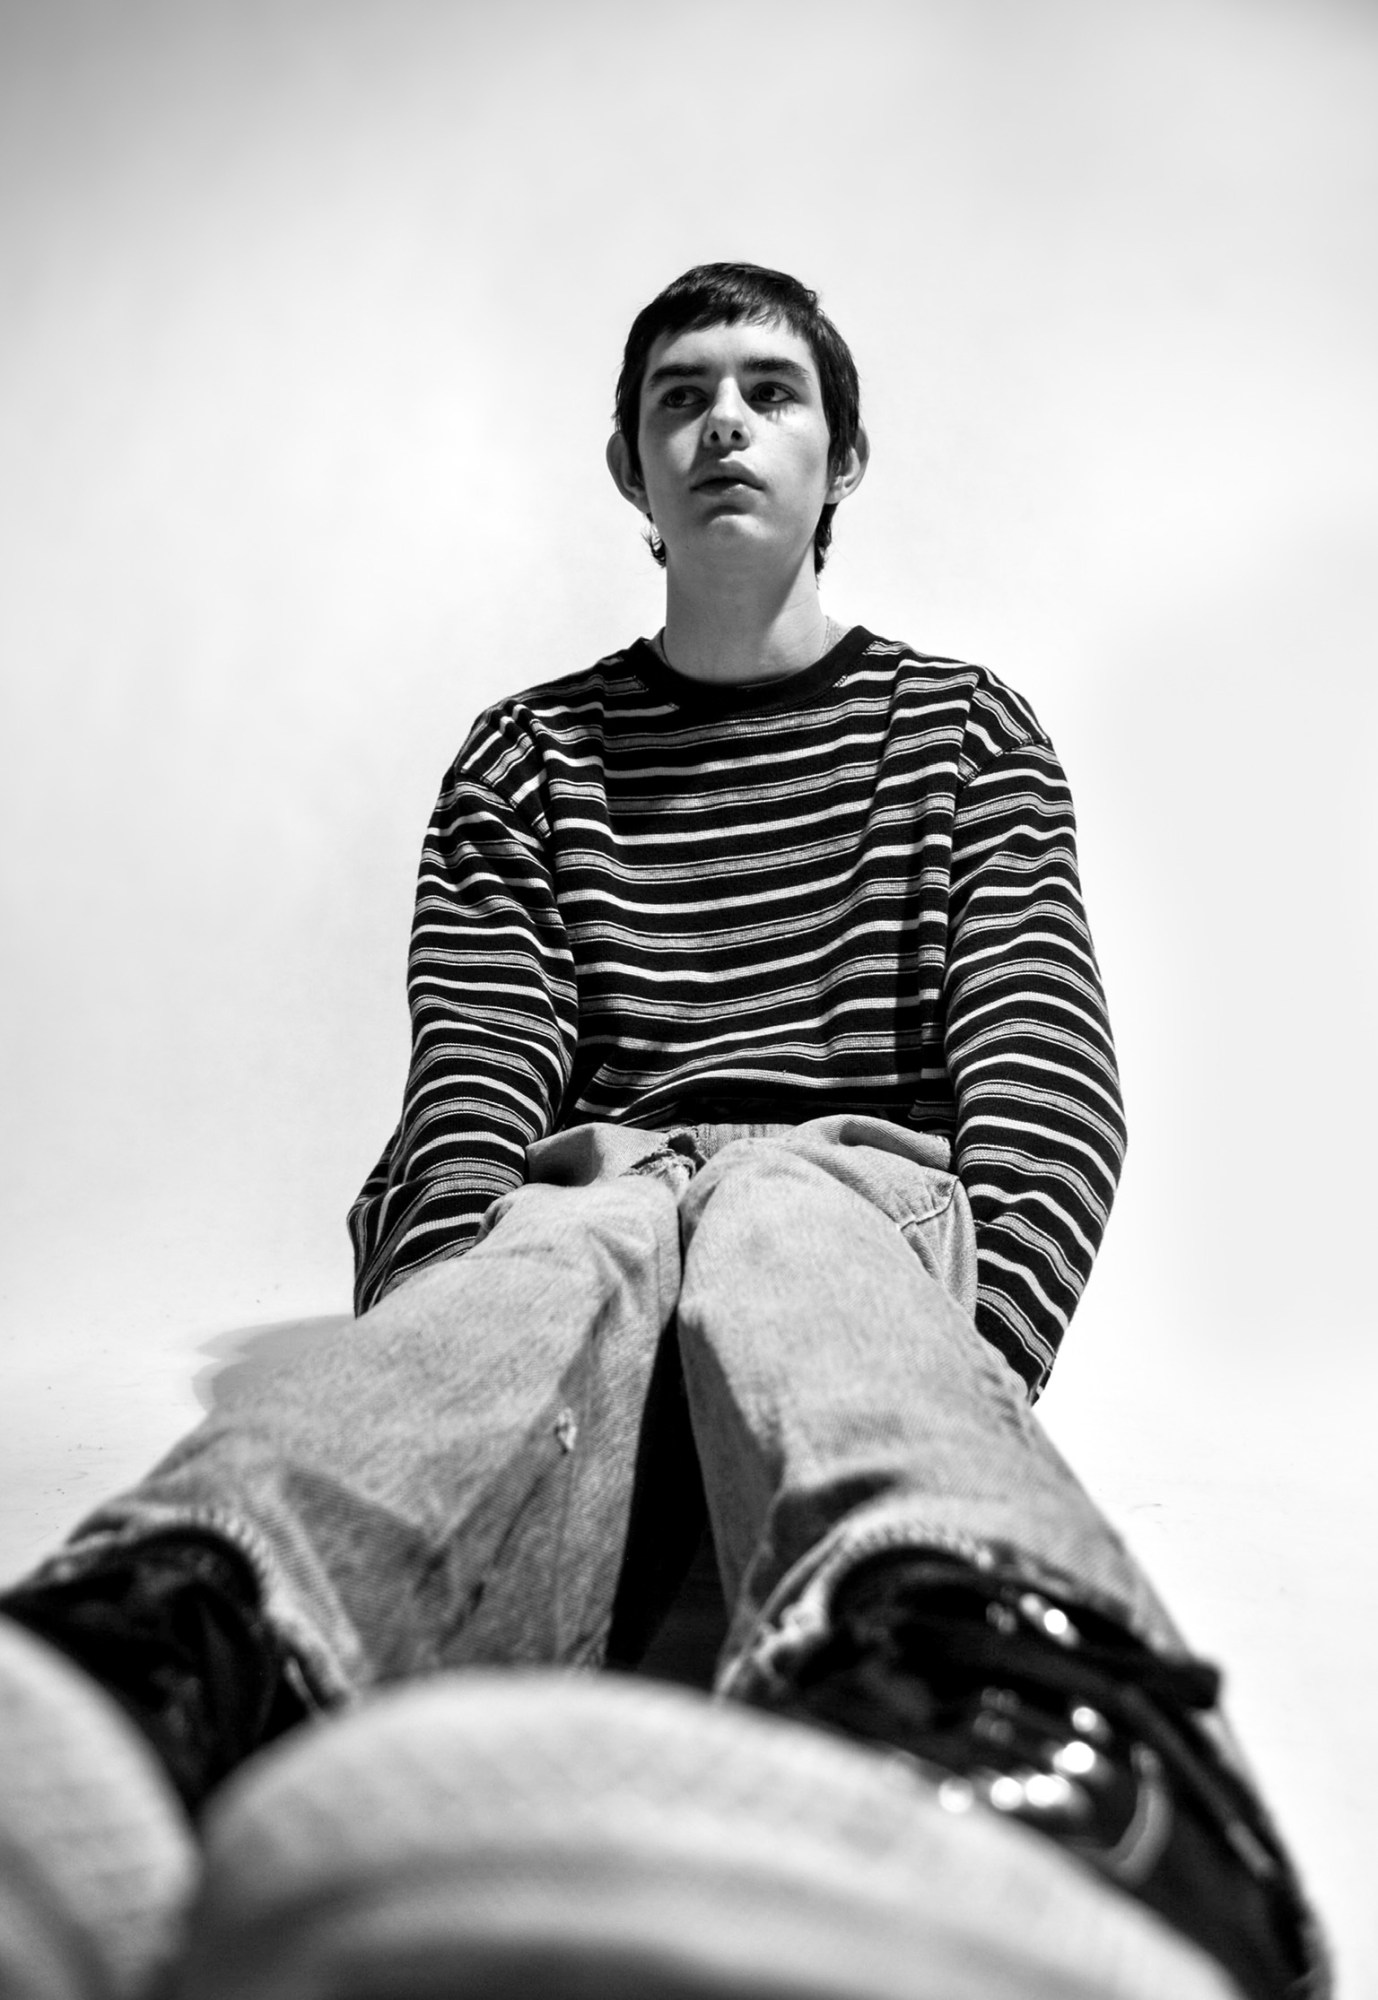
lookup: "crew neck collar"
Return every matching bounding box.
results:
[628,624,872,715]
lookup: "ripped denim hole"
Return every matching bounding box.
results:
[624,1131,706,1189]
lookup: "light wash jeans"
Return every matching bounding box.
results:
[42,1114,1187,1703]
[29,1114,1322,1994]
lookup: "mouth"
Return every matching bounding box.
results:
[693,469,762,493]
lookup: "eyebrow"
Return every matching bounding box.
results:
[644,354,813,392]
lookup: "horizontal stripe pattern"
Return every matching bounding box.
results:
[349,628,1125,1393]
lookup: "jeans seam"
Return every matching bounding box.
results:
[895,1186,957,1229]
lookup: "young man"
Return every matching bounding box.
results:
[1,266,1320,2000]
[348,263,1115,1399]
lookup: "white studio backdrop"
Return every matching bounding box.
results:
[2,0,1376,1986]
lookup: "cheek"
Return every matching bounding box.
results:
[640,434,694,499]
[785,430,836,495]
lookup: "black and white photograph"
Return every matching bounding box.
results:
[1,4,1374,1996]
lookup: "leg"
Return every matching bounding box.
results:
[2,1118,686,1842]
[8,1127,684,1704]
[0,1123,685,1996]
[674,1117,1324,2000]
[675,1115,1173,1672]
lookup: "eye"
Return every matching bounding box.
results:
[659,385,701,410]
[752,381,796,406]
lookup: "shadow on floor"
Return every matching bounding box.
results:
[190,1314,356,1414]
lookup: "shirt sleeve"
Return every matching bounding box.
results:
[944,734,1126,1394]
[348,760,578,1314]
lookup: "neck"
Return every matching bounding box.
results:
[661,553,829,684]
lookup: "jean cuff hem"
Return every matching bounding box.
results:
[717,1512,1182,1705]
[36,1503,356,1710]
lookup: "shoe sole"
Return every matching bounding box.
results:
[180,1670,1244,2000]
[0,1615,197,2000]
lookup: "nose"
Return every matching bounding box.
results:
[704,379,750,448]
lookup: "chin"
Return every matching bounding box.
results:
[695,518,781,558]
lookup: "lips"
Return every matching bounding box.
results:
[693,466,761,492]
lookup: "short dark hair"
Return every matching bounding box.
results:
[614,262,862,574]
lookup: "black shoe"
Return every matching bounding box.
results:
[1,1530,312,1815]
[746,1552,1322,2000]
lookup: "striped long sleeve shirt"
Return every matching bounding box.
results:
[349,626,1126,1394]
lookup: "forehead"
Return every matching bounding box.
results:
[641,318,820,396]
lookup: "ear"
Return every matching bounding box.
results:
[826,423,870,506]
[606,431,650,512]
